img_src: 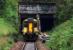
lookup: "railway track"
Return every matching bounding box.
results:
[10,41,25,50]
[23,42,37,50]
[10,41,49,50]
[10,41,37,50]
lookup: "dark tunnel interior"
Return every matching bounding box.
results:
[40,14,54,32]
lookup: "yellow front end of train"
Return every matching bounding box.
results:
[22,18,39,42]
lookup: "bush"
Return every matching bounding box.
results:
[47,17,73,50]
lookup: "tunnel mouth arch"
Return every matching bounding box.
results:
[40,14,54,32]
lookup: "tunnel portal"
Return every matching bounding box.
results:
[19,1,56,32]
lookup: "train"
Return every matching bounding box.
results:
[22,18,39,42]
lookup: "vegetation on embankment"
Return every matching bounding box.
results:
[46,17,73,50]
[0,18,17,50]
[0,0,19,50]
[55,0,73,25]
[46,0,73,49]
[0,18,17,36]
[0,36,14,50]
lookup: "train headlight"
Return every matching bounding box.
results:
[34,28,38,32]
[22,27,27,33]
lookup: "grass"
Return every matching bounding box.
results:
[46,17,73,50]
[0,18,16,36]
[0,36,14,50]
[0,18,16,50]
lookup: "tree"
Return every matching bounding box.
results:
[56,0,73,24]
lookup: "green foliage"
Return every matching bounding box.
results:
[47,17,73,50]
[5,0,18,16]
[0,0,6,16]
[5,0,19,30]
[0,0,19,31]
[0,36,14,50]
[0,0,19,50]
[48,1,73,50]
[0,18,17,37]
[56,0,73,24]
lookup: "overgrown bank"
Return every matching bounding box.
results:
[46,17,73,50]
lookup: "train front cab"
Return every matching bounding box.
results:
[22,18,38,42]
